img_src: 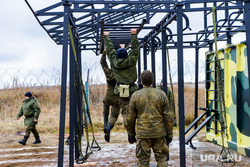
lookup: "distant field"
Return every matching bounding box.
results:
[0,83,205,135]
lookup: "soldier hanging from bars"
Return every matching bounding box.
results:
[100,45,120,142]
[103,28,139,142]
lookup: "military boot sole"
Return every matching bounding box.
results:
[32,140,41,144]
[18,141,26,145]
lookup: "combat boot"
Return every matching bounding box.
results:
[128,131,137,144]
[104,124,113,142]
[33,135,41,144]
[103,114,109,128]
[18,136,29,145]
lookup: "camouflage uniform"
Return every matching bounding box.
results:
[100,51,120,126]
[127,86,174,167]
[157,85,177,125]
[104,34,139,127]
[17,97,41,138]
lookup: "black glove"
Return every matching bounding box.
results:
[166,138,172,145]
[128,134,137,144]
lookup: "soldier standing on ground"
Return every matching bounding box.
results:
[100,47,120,142]
[103,28,139,142]
[17,92,41,145]
[127,70,174,167]
[157,79,177,126]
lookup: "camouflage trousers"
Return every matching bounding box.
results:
[119,97,130,127]
[25,125,39,138]
[103,94,120,126]
[103,103,120,126]
[136,137,169,167]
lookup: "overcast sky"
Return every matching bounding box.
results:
[0,1,62,70]
[0,0,202,70]
[0,1,246,88]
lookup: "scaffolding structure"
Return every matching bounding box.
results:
[25,0,250,166]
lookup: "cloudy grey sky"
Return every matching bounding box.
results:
[0,0,246,88]
[0,0,202,70]
[0,0,65,70]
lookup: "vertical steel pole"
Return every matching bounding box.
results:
[151,39,156,87]
[194,47,199,129]
[69,36,76,167]
[143,44,147,70]
[58,1,70,166]
[209,43,213,51]
[71,26,80,161]
[225,2,231,45]
[161,27,169,161]
[161,28,168,93]
[177,3,186,167]
[213,2,217,25]
[76,39,82,160]
[138,49,141,80]
[204,2,208,40]
[96,26,100,55]
[244,0,250,95]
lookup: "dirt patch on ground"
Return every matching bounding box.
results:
[0,129,249,167]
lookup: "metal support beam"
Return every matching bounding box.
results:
[204,2,208,41]
[209,42,213,51]
[161,28,169,161]
[151,39,156,88]
[177,3,186,167]
[99,19,104,54]
[138,49,141,81]
[96,26,100,55]
[76,37,83,161]
[225,1,232,45]
[69,37,76,167]
[69,24,81,165]
[140,12,177,47]
[58,2,70,167]
[194,47,199,129]
[143,44,147,70]
[161,28,167,93]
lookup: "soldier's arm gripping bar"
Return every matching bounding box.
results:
[125,19,147,49]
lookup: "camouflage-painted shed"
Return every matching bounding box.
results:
[205,41,250,157]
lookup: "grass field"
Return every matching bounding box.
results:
[0,83,205,135]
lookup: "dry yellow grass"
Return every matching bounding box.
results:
[0,86,64,135]
[172,83,206,125]
[0,83,205,135]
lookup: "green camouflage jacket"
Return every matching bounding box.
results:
[127,86,174,139]
[17,97,41,126]
[100,51,117,92]
[104,34,139,86]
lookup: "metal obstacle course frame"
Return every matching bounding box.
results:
[25,0,250,166]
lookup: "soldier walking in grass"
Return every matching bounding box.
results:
[100,47,120,142]
[103,28,139,142]
[16,92,41,145]
[127,70,174,167]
